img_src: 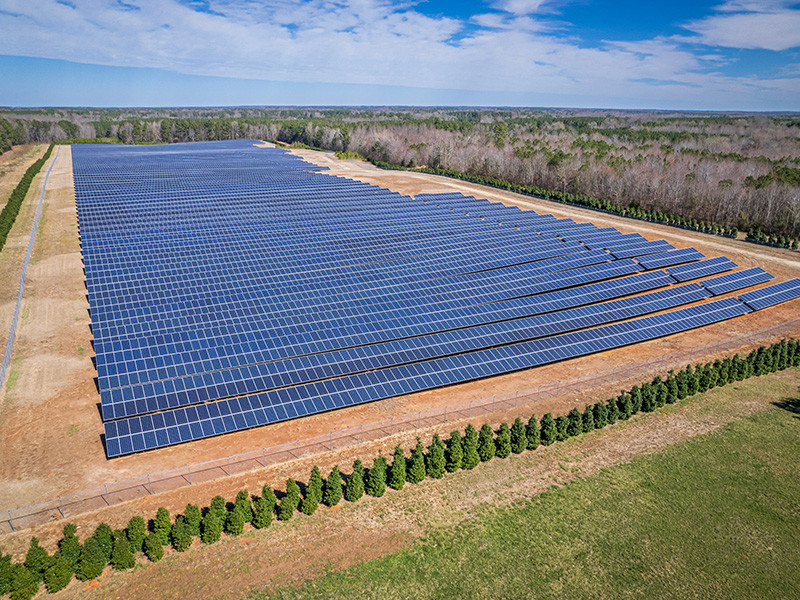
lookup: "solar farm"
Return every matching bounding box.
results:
[70,140,800,458]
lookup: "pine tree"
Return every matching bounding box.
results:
[209,495,227,520]
[143,534,164,562]
[345,460,365,501]
[299,485,319,516]
[665,375,679,404]
[123,516,146,554]
[307,466,323,503]
[111,533,135,570]
[253,494,275,527]
[153,507,172,546]
[170,516,193,550]
[0,553,11,596]
[618,393,633,420]
[540,413,557,445]
[582,405,595,432]
[526,415,540,449]
[555,416,569,441]
[462,424,480,469]
[8,564,37,600]
[641,383,656,412]
[224,509,246,536]
[44,551,72,593]
[477,424,496,462]
[407,438,427,483]
[388,445,406,490]
[592,402,608,429]
[184,504,202,537]
[445,431,463,472]
[606,397,619,424]
[427,434,447,477]
[365,455,387,497]
[495,423,512,458]
[565,409,582,437]
[323,466,343,506]
[697,365,710,393]
[510,417,527,454]
[279,479,301,520]
[687,365,700,395]
[656,382,669,407]
[233,490,253,523]
[76,537,105,581]
[93,523,114,562]
[201,511,222,544]
[24,537,49,583]
[58,523,82,572]
[676,369,689,398]
[629,386,643,414]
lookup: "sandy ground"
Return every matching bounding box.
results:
[0,144,798,524]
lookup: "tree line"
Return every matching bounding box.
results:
[2,338,798,599]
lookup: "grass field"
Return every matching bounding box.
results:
[257,393,800,600]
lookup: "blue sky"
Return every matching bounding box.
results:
[1,0,799,110]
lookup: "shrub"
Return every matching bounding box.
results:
[171,516,194,550]
[656,382,669,407]
[555,416,569,441]
[510,417,527,454]
[234,490,254,523]
[8,564,37,600]
[540,413,557,445]
[666,375,679,403]
[323,466,343,506]
[618,392,633,420]
[58,523,81,571]
[125,516,147,553]
[224,509,246,536]
[111,533,135,570]
[76,537,105,581]
[209,495,227,520]
[24,537,49,583]
[606,397,619,424]
[365,455,387,497]
[300,486,319,516]
[462,424,480,469]
[254,494,276,526]
[477,424,496,462]
[388,445,406,490]
[566,409,583,437]
[407,439,427,483]
[495,423,512,458]
[345,460,365,502]
[143,534,164,563]
[153,507,172,546]
[427,434,447,478]
[525,415,540,449]
[201,511,223,544]
[582,405,595,432]
[445,431,463,472]
[93,523,114,562]
[184,504,202,537]
[630,386,643,414]
[279,479,301,520]
[592,402,608,429]
[307,466,323,503]
[687,365,700,395]
[44,551,72,593]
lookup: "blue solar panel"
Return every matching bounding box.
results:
[700,267,774,295]
[637,247,705,270]
[666,256,737,282]
[738,278,800,310]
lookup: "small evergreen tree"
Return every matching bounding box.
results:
[555,416,569,441]
[307,466,324,503]
[676,370,689,398]
[445,430,463,472]
[153,507,172,546]
[665,375,679,404]
[44,551,72,594]
[427,434,447,478]
[253,494,275,527]
[184,504,202,537]
[462,425,480,469]
[111,533,135,570]
[57,524,81,573]
[510,417,527,454]
[629,386,643,414]
[93,523,114,562]
[495,423,512,458]
[125,516,147,554]
[143,534,164,562]
[279,479,301,520]
[540,413,557,445]
[345,460,365,501]
[0,553,11,596]
[24,537,49,583]
[592,402,608,429]
[201,511,222,544]
[323,466,343,506]
[388,445,407,490]
[224,509,246,536]
[606,397,619,424]
[365,455,387,497]
[641,384,656,412]
[8,564,37,600]
[407,439,427,483]
[209,495,227,520]
[687,365,700,395]
[526,415,540,449]
[171,516,194,549]
[618,393,633,420]
[582,405,595,432]
[234,490,254,523]
[474,424,493,462]
[299,485,319,516]
[76,537,105,581]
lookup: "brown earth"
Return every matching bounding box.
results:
[0,144,798,537]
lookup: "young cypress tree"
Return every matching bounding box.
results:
[93,523,114,562]
[300,482,320,516]
[224,509,246,536]
[640,383,655,412]
[526,415,540,449]
[58,524,82,572]
[184,504,202,537]
[605,398,619,424]
[388,445,407,490]
[687,365,700,395]
[566,409,583,437]
[539,413,557,445]
[76,537,106,581]
[171,516,194,550]
[707,364,720,389]
[234,490,254,523]
[495,423,512,458]
[345,459,365,501]
[665,374,678,403]
[592,402,608,429]
[44,551,72,594]
[279,479,301,520]
[618,393,633,420]
[676,369,689,398]
[407,438,427,483]
[153,508,172,546]
[462,424,480,469]
[253,494,274,527]
[306,466,324,502]
[477,424,496,462]
[0,553,11,596]
[8,564,37,600]
[365,455,387,497]
[24,537,49,583]
[697,365,710,393]
[209,495,227,520]
[143,534,164,562]
[629,386,643,414]
[322,466,343,506]
[656,382,669,407]
[426,434,447,478]
[510,417,527,454]
[111,533,135,569]
[555,416,569,441]
[445,430,464,472]
[582,405,595,432]
[201,511,222,544]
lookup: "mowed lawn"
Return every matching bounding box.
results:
[256,397,800,600]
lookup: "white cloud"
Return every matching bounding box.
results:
[492,0,551,15]
[682,2,800,51]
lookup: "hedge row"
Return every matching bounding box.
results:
[0,144,55,253]
[369,160,800,252]
[2,339,799,599]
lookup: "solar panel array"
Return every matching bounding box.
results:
[71,140,796,458]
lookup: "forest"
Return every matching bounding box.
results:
[1,107,799,238]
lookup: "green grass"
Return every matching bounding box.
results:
[255,398,800,600]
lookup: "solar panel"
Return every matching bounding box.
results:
[738,278,800,310]
[637,247,705,270]
[666,256,737,282]
[700,267,774,295]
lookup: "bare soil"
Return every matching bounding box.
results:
[0,144,797,533]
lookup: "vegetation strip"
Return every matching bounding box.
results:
[1,338,798,599]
